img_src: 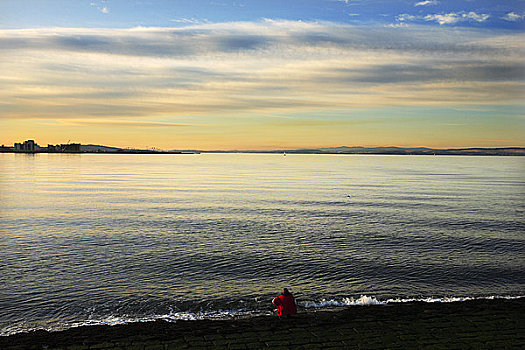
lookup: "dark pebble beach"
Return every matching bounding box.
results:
[2,298,523,349]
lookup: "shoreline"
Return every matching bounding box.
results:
[1,150,524,156]
[2,298,523,349]
[2,146,524,156]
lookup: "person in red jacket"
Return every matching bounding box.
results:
[272,288,297,317]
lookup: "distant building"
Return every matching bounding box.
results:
[0,145,12,152]
[14,140,38,152]
[13,140,81,153]
[46,143,81,153]
[23,140,36,152]
[61,143,81,152]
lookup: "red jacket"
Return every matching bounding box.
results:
[273,293,297,316]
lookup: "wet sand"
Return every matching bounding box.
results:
[1,298,523,349]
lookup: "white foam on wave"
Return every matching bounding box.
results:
[302,294,523,309]
[68,307,265,329]
[302,295,385,308]
[0,308,268,337]
[2,295,522,337]
[385,295,523,303]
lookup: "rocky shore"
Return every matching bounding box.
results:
[1,298,523,349]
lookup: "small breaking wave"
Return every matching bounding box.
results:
[302,295,385,308]
[302,294,523,309]
[2,295,522,337]
[0,309,271,337]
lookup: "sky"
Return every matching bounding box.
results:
[1,0,524,150]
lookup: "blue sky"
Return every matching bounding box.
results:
[2,0,524,29]
[1,0,524,149]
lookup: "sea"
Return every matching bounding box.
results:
[1,153,524,336]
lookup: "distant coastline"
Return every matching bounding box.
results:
[1,141,524,156]
[0,141,197,155]
[199,146,525,156]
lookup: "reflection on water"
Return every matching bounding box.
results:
[1,153,524,334]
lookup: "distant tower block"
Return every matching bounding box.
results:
[23,140,36,152]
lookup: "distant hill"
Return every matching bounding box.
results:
[179,146,525,156]
[80,144,123,152]
[42,144,524,156]
[80,144,185,154]
[305,146,525,156]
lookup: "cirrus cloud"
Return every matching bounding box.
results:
[0,20,522,123]
[424,12,490,25]
[502,12,525,22]
[415,0,439,7]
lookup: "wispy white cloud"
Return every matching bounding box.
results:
[502,12,525,22]
[64,119,196,128]
[464,12,490,22]
[90,0,109,14]
[171,18,203,24]
[424,13,461,25]
[385,22,409,28]
[396,14,417,22]
[424,12,489,25]
[414,0,439,7]
[396,11,490,25]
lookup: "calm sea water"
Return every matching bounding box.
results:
[1,153,524,335]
